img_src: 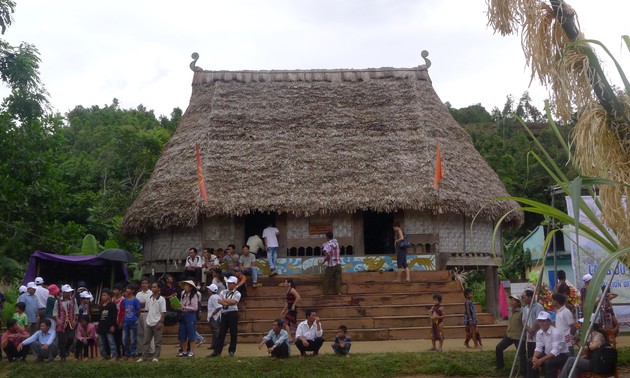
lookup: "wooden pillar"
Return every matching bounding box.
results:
[277,213,288,258]
[485,266,500,319]
[353,212,364,256]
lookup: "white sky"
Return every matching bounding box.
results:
[3,0,630,118]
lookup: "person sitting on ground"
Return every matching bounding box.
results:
[295,309,324,357]
[259,319,290,358]
[528,311,569,378]
[558,315,610,378]
[12,302,28,328]
[429,293,446,352]
[18,318,58,362]
[331,325,351,357]
[464,287,482,348]
[75,315,96,360]
[239,245,261,288]
[184,247,204,285]
[1,319,30,362]
[495,294,526,372]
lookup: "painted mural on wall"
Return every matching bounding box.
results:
[255,255,435,275]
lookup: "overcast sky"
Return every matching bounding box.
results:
[3,0,630,118]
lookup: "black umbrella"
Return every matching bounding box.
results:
[97,249,135,263]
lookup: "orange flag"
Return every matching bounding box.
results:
[433,142,444,189]
[195,143,209,205]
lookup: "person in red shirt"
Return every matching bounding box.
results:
[1,319,30,361]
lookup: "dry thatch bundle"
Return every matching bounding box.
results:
[487,0,630,253]
[121,64,522,236]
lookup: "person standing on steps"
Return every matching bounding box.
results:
[393,223,411,283]
[322,231,342,295]
[280,278,301,342]
[263,223,280,277]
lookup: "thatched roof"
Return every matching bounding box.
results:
[121,62,523,236]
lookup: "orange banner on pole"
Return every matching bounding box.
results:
[195,143,209,205]
[433,142,443,189]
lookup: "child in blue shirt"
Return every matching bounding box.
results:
[331,325,351,356]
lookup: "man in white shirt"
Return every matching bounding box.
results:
[136,279,153,357]
[184,247,204,285]
[137,282,166,362]
[528,311,569,378]
[262,224,280,277]
[552,293,576,357]
[295,309,324,357]
[208,276,241,357]
[522,288,544,376]
[206,284,222,353]
[34,277,48,320]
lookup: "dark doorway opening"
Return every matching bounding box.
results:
[244,211,277,256]
[363,211,394,255]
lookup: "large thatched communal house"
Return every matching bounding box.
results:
[122,52,522,314]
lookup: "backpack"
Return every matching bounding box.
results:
[591,343,617,375]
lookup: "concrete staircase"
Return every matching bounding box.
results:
[163,270,506,343]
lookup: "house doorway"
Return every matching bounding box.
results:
[244,211,276,256]
[363,211,394,255]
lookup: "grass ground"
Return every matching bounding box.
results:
[1,347,629,378]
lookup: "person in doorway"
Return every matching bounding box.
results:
[239,245,261,287]
[258,319,290,358]
[295,309,324,357]
[52,284,77,362]
[246,234,266,258]
[208,276,241,357]
[322,231,342,295]
[495,294,526,373]
[18,319,58,362]
[263,223,280,277]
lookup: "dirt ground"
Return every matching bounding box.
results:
[158,335,630,358]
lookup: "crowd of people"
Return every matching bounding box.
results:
[3,230,620,372]
[494,271,619,378]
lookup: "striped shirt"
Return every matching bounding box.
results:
[323,239,340,267]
